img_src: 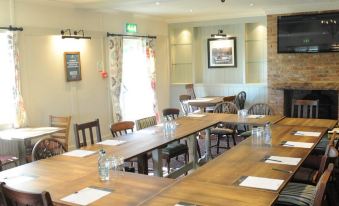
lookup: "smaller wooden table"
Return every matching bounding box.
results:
[0,127,64,163]
[276,117,337,129]
[185,96,224,112]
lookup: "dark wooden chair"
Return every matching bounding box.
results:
[276,163,334,206]
[49,115,71,151]
[0,182,53,206]
[185,84,196,99]
[210,102,238,154]
[291,99,319,118]
[73,118,102,149]
[32,137,67,161]
[179,95,192,116]
[234,91,246,110]
[110,121,134,137]
[0,155,19,171]
[162,108,180,120]
[223,95,236,103]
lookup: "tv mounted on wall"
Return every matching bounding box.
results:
[278,12,339,53]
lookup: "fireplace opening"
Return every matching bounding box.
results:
[284,90,338,120]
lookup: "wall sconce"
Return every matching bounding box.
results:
[211,29,227,38]
[61,29,91,40]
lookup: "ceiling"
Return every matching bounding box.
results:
[18,0,339,22]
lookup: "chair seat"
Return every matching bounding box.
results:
[239,130,251,138]
[0,155,19,165]
[162,143,188,157]
[292,167,318,185]
[277,182,315,206]
[210,128,234,135]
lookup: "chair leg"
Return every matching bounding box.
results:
[196,140,201,158]
[232,134,237,146]
[216,135,221,154]
[167,157,171,174]
[226,135,230,149]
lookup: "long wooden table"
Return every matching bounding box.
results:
[276,117,337,129]
[140,124,329,206]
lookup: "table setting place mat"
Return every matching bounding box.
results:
[247,115,265,119]
[263,155,301,166]
[61,186,113,206]
[96,140,127,146]
[175,202,200,206]
[62,150,97,157]
[186,114,206,118]
[236,176,284,191]
[291,131,321,137]
[0,174,37,186]
[281,141,314,149]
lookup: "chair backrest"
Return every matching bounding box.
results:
[313,163,334,206]
[223,95,236,103]
[32,137,67,161]
[291,99,319,118]
[179,95,192,115]
[49,115,71,151]
[0,182,53,206]
[234,91,246,110]
[185,84,196,99]
[162,108,180,120]
[110,121,134,138]
[248,103,274,115]
[213,102,238,114]
[73,119,102,149]
[135,116,157,130]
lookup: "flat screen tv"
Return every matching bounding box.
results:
[278,12,339,53]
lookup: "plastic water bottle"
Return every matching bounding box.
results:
[98,149,110,181]
[264,122,272,145]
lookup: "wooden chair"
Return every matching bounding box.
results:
[49,115,71,151]
[32,137,67,161]
[223,95,236,103]
[179,95,192,116]
[135,116,157,131]
[0,182,53,206]
[162,108,180,120]
[276,163,334,206]
[210,102,238,154]
[0,155,19,171]
[234,91,246,110]
[110,121,134,137]
[73,118,102,149]
[291,99,319,118]
[185,84,196,99]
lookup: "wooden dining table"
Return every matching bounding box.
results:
[184,96,224,112]
[276,117,337,129]
[140,124,328,206]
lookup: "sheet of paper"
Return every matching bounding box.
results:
[187,114,206,118]
[294,131,321,137]
[175,202,198,206]
[239,176,284,191]
[61,187,111,206]
[0,175,36,186]
[97,140,126,146]
[282,141,314,148]
[247,115,265,119]
[264,156,301,166]
[63,150,96,157]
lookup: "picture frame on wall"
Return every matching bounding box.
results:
[64,52,82,81]
[207,37,237,68]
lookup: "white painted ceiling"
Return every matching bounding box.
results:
[18,0,339,22]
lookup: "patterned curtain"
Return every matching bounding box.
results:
[145,38,160,122]
[108,36,123,123]
[7,32,27,128]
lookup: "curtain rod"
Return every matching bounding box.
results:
[0,25,23,31]
[107,32,156,39]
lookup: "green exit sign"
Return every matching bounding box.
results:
[125,23,137,33]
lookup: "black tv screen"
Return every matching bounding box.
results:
[278,12,339,53]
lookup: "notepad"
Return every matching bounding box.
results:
[264,156,301,166]
[0,175,36,186]
[97,140,126,146]
[238,176,284,191]
[247,115,265,119]
[293,131,321,137]
[187,114,206,118]
[282,141,314,148]
[175,202,199,206]
[61,187,111,206]
[63,150,96,157]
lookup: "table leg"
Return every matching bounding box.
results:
[187,134,198,169]
[152,148,163,177]
[137,153,148,175]
[198,128,212,165]
[18,139,30,164]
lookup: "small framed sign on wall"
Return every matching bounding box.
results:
[64,52,82,81]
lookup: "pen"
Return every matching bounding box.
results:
[272,168,293,174]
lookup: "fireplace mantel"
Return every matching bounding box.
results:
[271,81,339,90]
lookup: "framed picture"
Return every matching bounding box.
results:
[64,52,82,81]
[207,37,237,68]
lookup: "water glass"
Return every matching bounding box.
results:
[111,155,125,176]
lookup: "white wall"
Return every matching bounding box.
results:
[0,0,170,151]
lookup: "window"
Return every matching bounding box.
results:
[0,32,16,126]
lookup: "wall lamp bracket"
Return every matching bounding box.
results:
[0,25,23,31]
[61,29,91,40]
[211,29,227,38]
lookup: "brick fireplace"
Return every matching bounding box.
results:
[267,13,339,120]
